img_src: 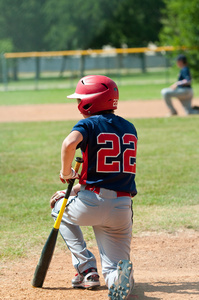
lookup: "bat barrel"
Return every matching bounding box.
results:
[31,156,83,288]
[32,228,58,287]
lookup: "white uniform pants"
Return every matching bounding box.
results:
[161,87,194,114]
[51,185,133,288]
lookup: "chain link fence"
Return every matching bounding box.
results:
[0,47,177,91]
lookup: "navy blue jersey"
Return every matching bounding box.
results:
[71,113,138,196]
[178,66,191,88]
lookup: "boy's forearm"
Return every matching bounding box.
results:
[61,141,76,176]
[61,131,83,176]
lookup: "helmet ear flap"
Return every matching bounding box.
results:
[78,100,93,115]
[83,103,92,110]
[83,103,93,114]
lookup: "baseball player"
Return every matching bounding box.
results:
[161,54,199,116]
[50,75,137,300]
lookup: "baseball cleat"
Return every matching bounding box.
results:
[108,260,134,299]
[72,268,100,289]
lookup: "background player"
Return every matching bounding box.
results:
[50,75,137,300]
[161,54,199,116]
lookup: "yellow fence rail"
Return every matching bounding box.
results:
[4,46,188,59]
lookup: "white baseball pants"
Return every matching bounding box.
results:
[161,87,194,114]
[51,185,133,288]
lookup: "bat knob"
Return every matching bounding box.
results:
[75,157,84,163]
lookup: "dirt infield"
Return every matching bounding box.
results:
[1,99,199,122]
[1,231,199,300]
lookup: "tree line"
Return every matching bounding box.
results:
[0,0,164,52]
[0,0,199,77]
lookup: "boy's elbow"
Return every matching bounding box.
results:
[62,139,78,152]
[62,131,83,152]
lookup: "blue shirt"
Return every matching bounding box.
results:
[72,114,138,196]
[178,66,191,88]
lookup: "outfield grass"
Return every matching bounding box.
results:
[1,68,199,105]
[0,83,168,106]
[0,117,199,260]
[1,81,199,106]
[1,68,176,91]
[0,83,169,106]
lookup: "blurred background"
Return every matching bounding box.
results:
[1,0,199,91]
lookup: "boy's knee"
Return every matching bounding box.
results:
[161,88,169,97]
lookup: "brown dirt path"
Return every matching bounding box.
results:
[0,99,199,123]
[0,231,199,300]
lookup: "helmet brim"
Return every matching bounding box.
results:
[67,92,99,99]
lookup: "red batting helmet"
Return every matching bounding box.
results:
[67,75,119,115]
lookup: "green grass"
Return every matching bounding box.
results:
[0,68,181,105]
[0,117,199,260]
[1,68,175,89]
[0,83,169,106]
[0,88,75,105]
[1,68,199,105]
[1,81,199,105]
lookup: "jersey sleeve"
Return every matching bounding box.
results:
[71,119,89,152]
[178,67,191,81]
[182,67,191,81]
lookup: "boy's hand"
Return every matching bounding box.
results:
[170,83,177,90]
[50,190,65,208]
[59,168,80,184]
[50,186,78,208]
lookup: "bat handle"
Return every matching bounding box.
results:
[54,157,83,230]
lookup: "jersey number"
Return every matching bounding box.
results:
[96,133,137,174]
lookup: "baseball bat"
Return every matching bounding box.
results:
[31,157,83,288]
